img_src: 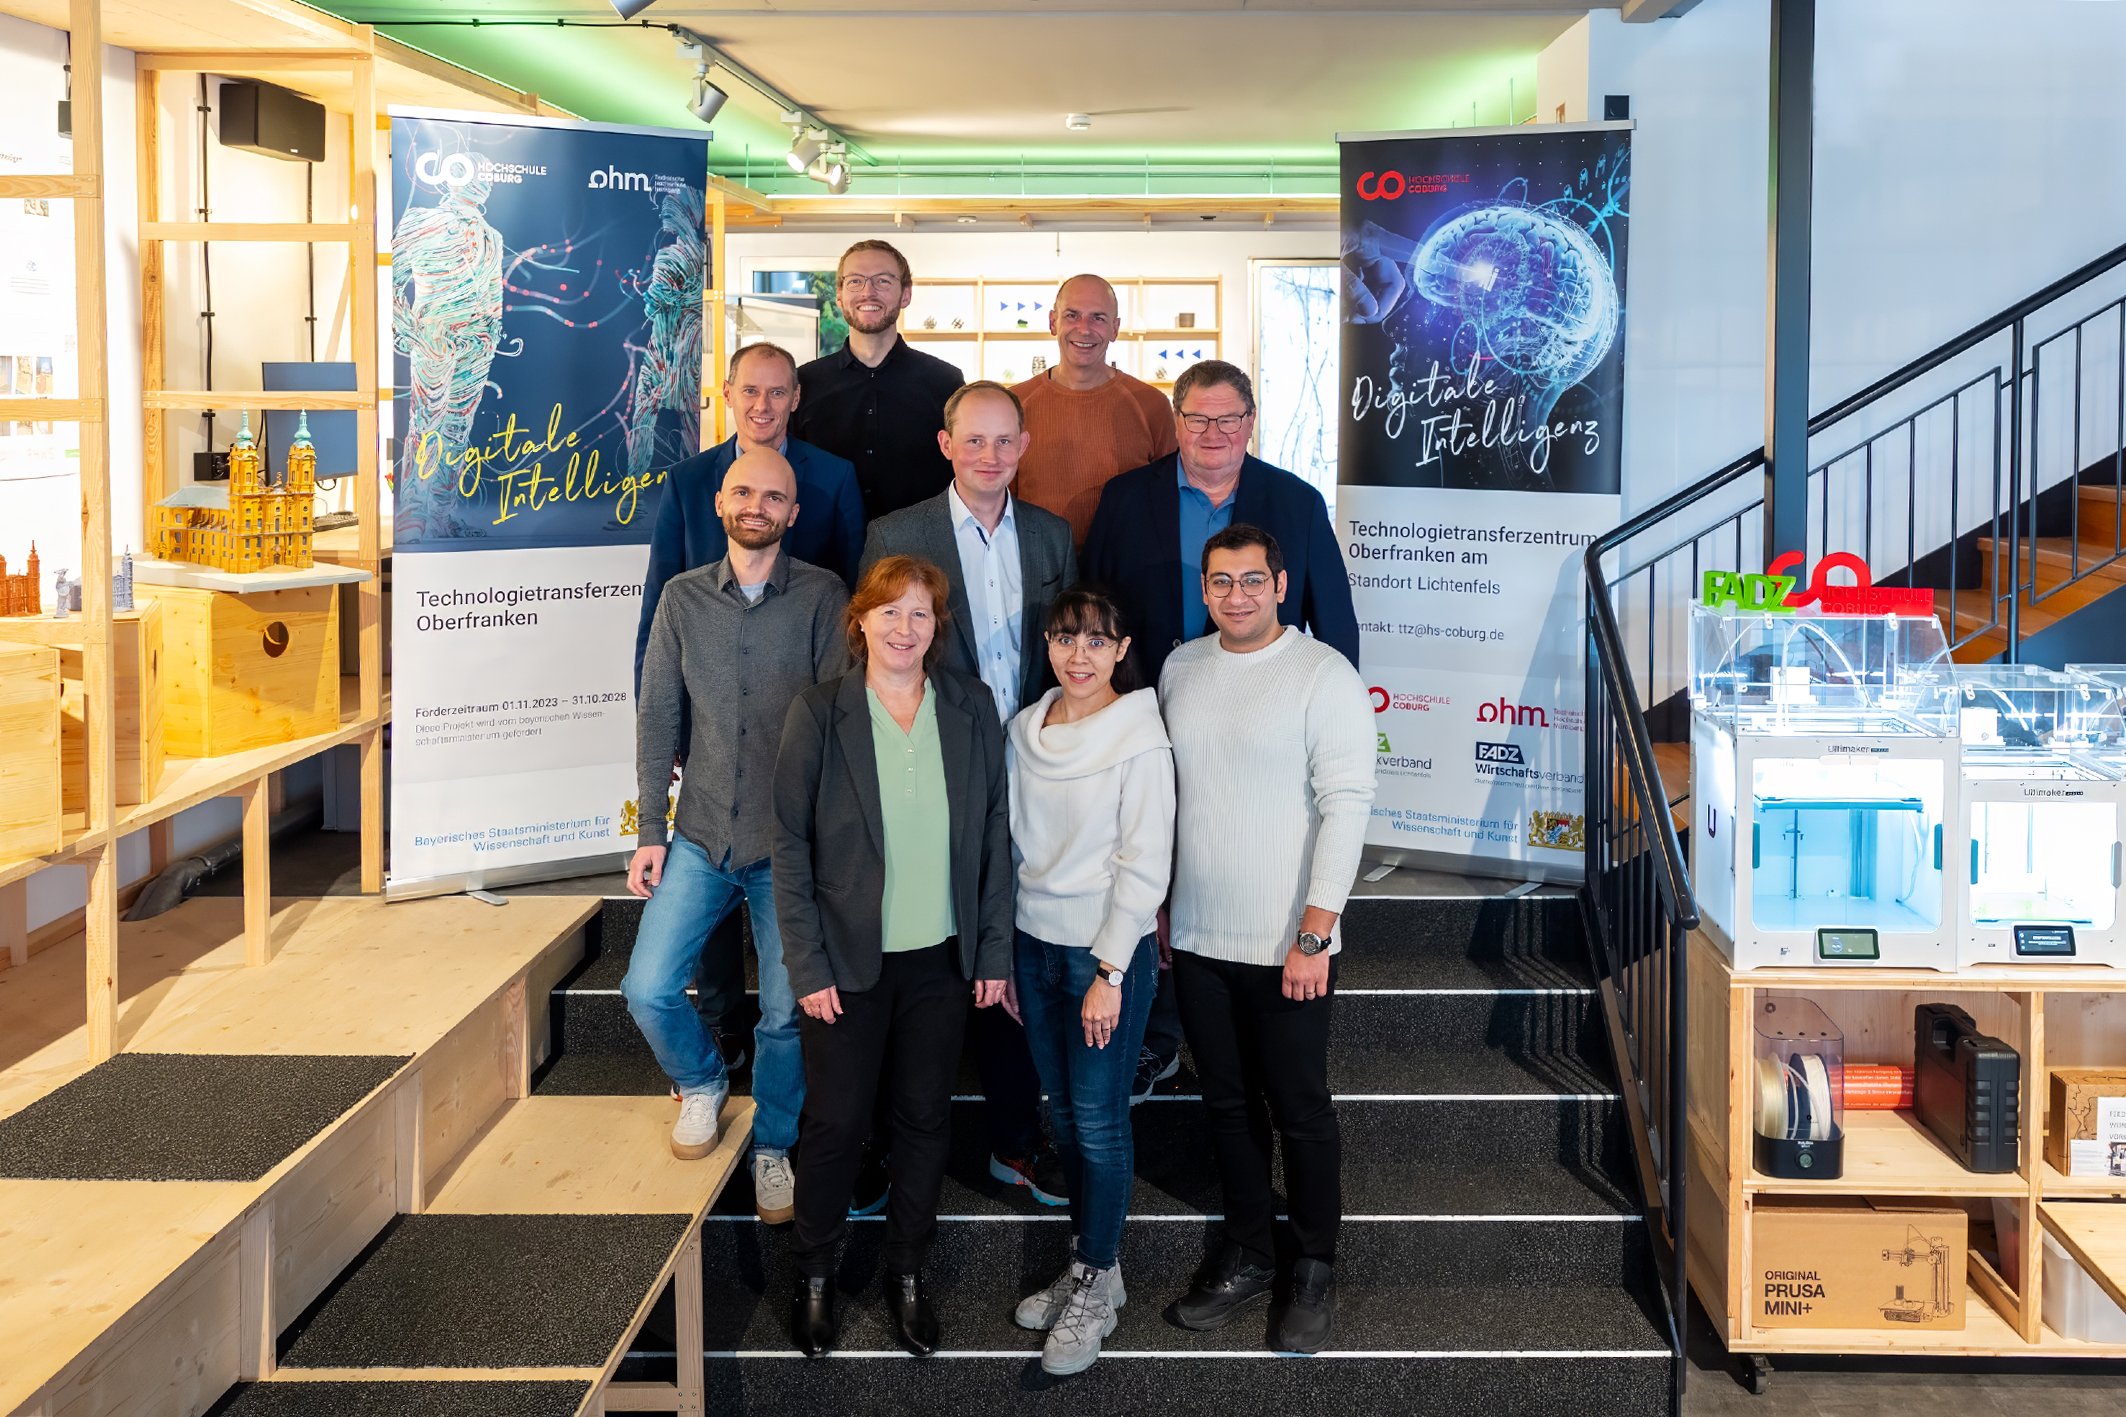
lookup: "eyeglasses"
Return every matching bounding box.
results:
[1179,412,1251,434]
[1046,632,1117,653]
[1205,572,1275,598]
[839,273,902,293]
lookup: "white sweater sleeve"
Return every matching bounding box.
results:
[1088,747,1177,970]
[1302,657,1379,919]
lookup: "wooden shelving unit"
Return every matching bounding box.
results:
[1687,929,2126,1357]
[899,274,1222,389]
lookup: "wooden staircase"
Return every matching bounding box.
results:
[1938,485,2126,662]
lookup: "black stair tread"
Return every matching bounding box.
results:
[276,1213,689,1371]
[666,1355,1670,1417]
[560,896,1595,996]
[547,992,1610,1096]
[692,1216,1666,1354]
[696,1098,1632,1219]
[206,1382,591,1417]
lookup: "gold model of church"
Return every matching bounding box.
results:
[151,410,316,573]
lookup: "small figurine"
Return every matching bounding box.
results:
[113,546,134,612]
[922,316,937,330]
[0,542,39,616]
[950,317,964,330]
[52,566,70,619]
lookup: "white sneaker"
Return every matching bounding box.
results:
[671,1083,728,1160]
[1042,1262,1119,1375]
[1015,1244,1124,1332]
[754,1152,796,1223]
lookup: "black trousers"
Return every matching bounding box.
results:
[792,941,968,1278]
[691,909,748,1034]
[970,998,1044,1158]
[1172,949,1341,1267]
[1141,963,1184,1061]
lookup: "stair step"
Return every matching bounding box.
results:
[547,989,1611,1096]
[1974,535,2126,584]
[689,1214,1667,1354]
[1935,588,2055,635]
[209,1379,591,1416]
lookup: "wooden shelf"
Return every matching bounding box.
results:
[132,557,372,593]
[1744,1110,2028,1197]
[2040,1201,2126,1314]
[1728,1282,2126,1356]
[2042,1159,2126,1198]
[0,676,389,890]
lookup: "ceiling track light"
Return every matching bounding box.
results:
[610,0,659,18]
[787,128,826,173]
[687,63,728,124]
[1066,113,1092,131]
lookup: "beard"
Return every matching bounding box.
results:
[723,515,787,550]
[843,302,899,336]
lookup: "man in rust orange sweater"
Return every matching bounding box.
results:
[1010,273,1179,544]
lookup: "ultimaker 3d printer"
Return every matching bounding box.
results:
[1691,608,1959,970]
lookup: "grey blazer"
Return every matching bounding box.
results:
[771,667,1013,999]
[859,489,1078,713]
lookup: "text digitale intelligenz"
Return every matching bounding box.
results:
[1348,360,1600,477]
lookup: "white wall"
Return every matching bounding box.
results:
[1536,16,1592,127]
[1582,0,2126,516]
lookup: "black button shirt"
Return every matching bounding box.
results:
[793,335,965,521]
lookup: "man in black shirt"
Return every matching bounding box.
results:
[793,240,965,520]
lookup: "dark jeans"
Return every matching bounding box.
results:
[1014,930,1158,1270]
[1172,949,1341,1267]
[971,994,1044,1158]
[792,941,968,1278]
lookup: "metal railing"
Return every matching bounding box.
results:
[1580,239,2126,1413]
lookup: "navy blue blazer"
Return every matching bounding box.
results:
[1082,453,1360,688]
[634,435,866,693]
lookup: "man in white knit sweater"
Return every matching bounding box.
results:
[1158,522,1375,1355]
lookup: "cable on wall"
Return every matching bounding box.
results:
[197,73,216,456]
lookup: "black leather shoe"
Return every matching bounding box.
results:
[1168,1242,1276,1331]
[789,1275,838,1357]
[887,1271,940,1356]
[1273,1258,1336,1353]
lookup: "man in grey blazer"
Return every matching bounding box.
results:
[858,379,1076,1204]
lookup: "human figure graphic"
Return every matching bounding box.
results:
[627,187,706,480]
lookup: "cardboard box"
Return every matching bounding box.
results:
[1753,1196,1967,1330]
[159,584,339,757]
[0,601,167,808]
[2048,1068,2126,1177]
[0,645,63,859]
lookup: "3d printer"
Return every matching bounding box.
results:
[1691,608,1959,970]
[1953,666,2124,968]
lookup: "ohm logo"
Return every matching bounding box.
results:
[414,152,479,187]
[589,166,652,192]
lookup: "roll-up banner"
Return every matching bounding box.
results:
[1337,121,1630,884]
[386,109,708,900]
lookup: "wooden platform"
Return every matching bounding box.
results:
[0,892,598,1417]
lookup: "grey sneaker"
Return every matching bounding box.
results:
[670,1082,729,1160]
[753,1152,795,1224]
[1041,1262,1119,1376]
[1016,1245,1125,1332]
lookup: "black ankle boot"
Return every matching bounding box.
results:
[1168,1241,1275,1331]
[790,1275,838,1356]
[1273,1258,1336,1353]
[887,1271,940,1356]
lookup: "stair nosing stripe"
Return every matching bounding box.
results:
[553,987,1597,997]
[703,1212,1641,1223]
[651,1349,1672,1360]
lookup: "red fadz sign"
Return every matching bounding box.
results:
[1766,551,1935,615]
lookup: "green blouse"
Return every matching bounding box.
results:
[867,684,956,952]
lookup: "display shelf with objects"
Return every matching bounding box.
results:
[1686,929,2126,1356]
[900,275,1222,388]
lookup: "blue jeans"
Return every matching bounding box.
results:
[620,834,802,1156]
[1014,929,1158,1270]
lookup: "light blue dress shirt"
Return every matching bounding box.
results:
[1177,462,1238,642]
[948,483,1023,721]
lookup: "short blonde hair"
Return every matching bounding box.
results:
[846,555,953,667]
[941,380,1025,434]
[836,239,912,288]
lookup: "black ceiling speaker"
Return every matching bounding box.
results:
[219,80,325,163]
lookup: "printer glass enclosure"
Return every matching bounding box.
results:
[1690,608,1957,969]
[1753,995,1845,1179]
[1955,667,2124,967]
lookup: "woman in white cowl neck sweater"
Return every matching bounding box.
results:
[1004,585,1175,1378]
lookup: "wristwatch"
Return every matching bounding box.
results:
[1097,963,1126,988]
[1296,931,1328,956]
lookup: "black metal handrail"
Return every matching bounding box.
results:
[1580,237,2126,1416]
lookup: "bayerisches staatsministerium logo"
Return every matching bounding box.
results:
[1527,811,1585,852]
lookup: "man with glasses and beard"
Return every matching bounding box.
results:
[627,447,851,1226]
[1082,360,1361,1106]
[795,240,967,520]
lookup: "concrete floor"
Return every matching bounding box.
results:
[196,829,2126,1412]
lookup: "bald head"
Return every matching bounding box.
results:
[717,447,799,552]
[1054,273,1119,316]
[1049,273,1122,384]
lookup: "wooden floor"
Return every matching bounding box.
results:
[0,892,598,1417]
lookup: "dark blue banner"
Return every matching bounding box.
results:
[390,114,708,552]
[1338,125,1629,496]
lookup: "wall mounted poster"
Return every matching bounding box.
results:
[388,108,707,898]
[1337,122,1630,883]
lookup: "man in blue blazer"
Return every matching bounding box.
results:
[1083,360,1359,690]
[633,340,866,1072]
[1082,359,1361,1099]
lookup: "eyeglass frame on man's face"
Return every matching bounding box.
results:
[1179,411,1251,435]
[838,272,902,293]
[1203,571,1278,599]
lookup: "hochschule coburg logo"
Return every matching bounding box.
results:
[414,152,479,187]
